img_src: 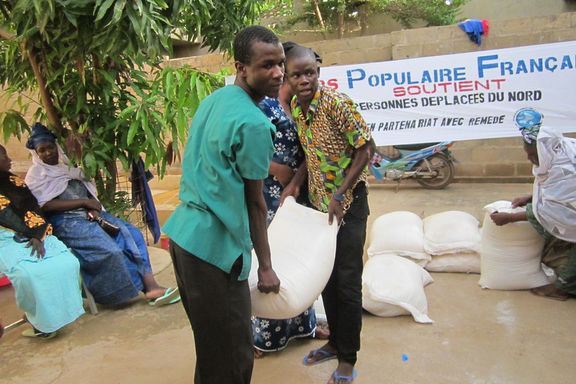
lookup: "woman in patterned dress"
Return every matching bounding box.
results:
[252,75,329,357]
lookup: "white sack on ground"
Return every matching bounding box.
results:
[367,211,430,266]
[362,254,434,324]
[248,196,338,319]
[425,252,481,273]
[423,211,481,255]
[479,201,549,290]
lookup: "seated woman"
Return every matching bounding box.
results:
[0,144,84,338]
[490,109,576,301]
[24,123,179,307]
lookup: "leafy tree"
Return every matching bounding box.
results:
[0,0,259,210]
[259,0,469,37]
[381,0,470,28]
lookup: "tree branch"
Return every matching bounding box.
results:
[23,39,63,133]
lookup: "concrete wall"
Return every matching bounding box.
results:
[167,12,576,181]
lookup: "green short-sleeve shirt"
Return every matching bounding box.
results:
[162,85,275,280]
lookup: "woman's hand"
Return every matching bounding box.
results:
[490,211,527,226]
[26,238,45,258]
[512,195,532,208]
[270,163,294,188]
[84,199,102,220]
[84,199,102,212]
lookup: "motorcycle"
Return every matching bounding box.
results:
[369,141,456,189]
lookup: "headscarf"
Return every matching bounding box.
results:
[520,123,542,145]
[25,122,57,150]
[514,108,543,145]
[24,126,98,207]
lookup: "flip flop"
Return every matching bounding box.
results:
[149,287,181,307]
[302,348,337,366]
[328,369,357,384]
[21,329,58,339]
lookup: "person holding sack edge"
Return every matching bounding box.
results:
[281,45,372,384]
[162,25,283,384]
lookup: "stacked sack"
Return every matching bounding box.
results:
[423,211,481,274]
[364,211,434,323]
[363,210,483,323]
[479,201,549,290]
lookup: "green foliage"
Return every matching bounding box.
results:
[259,0,469,33]
[380,0,469,28]
[0,0,257,210]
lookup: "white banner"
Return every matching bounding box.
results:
[318,41,576,145]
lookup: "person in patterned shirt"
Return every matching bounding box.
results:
[252,53,330,357]
[282,45,373,384]
[0,144,84,339]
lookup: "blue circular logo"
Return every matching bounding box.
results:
[514,108,542,128]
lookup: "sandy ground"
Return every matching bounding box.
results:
[1,182,575,384]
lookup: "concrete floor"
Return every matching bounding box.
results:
[1,181,575,384]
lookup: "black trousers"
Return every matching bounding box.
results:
[322,182,369,365]
[169,241,253,384]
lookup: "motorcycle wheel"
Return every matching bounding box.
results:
[415,153,454,189]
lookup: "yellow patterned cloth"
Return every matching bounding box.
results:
[0,173,50,240]
[291,85,371,212]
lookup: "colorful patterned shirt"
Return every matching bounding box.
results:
[291,85,371,212]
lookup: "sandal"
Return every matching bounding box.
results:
[303,348,337,366]
[22,329,57,339]
[328,369,357,384]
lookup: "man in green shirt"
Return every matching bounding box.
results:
[162,26,283,384]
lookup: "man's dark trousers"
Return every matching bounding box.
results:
[170,241,253,384]
[322,182,369,365]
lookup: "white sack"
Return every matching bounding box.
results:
[367,211,430,265]
[478,201,549,290]
[248,196,338,319]
[423,211,481,255]
[425,252,481,273]
[362,254,434,324]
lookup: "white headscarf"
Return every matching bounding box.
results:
[532,126,576,242]
[25,143,99,207]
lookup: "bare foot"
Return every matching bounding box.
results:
[530,284,570,301]
[328,362,356,384]
[303,342,337,365]
[254,348,265,359]
[314,326,330,340]
[145,287,169,301]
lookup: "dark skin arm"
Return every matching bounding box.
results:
[244,178,280,294]
[490,195,533,226]
[327,142,372,224]
[269,162,294,188]
[490,211,528,226]
[42,198,102,219]
[280,162,307,204]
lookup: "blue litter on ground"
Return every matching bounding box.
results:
[402,354,409,361]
